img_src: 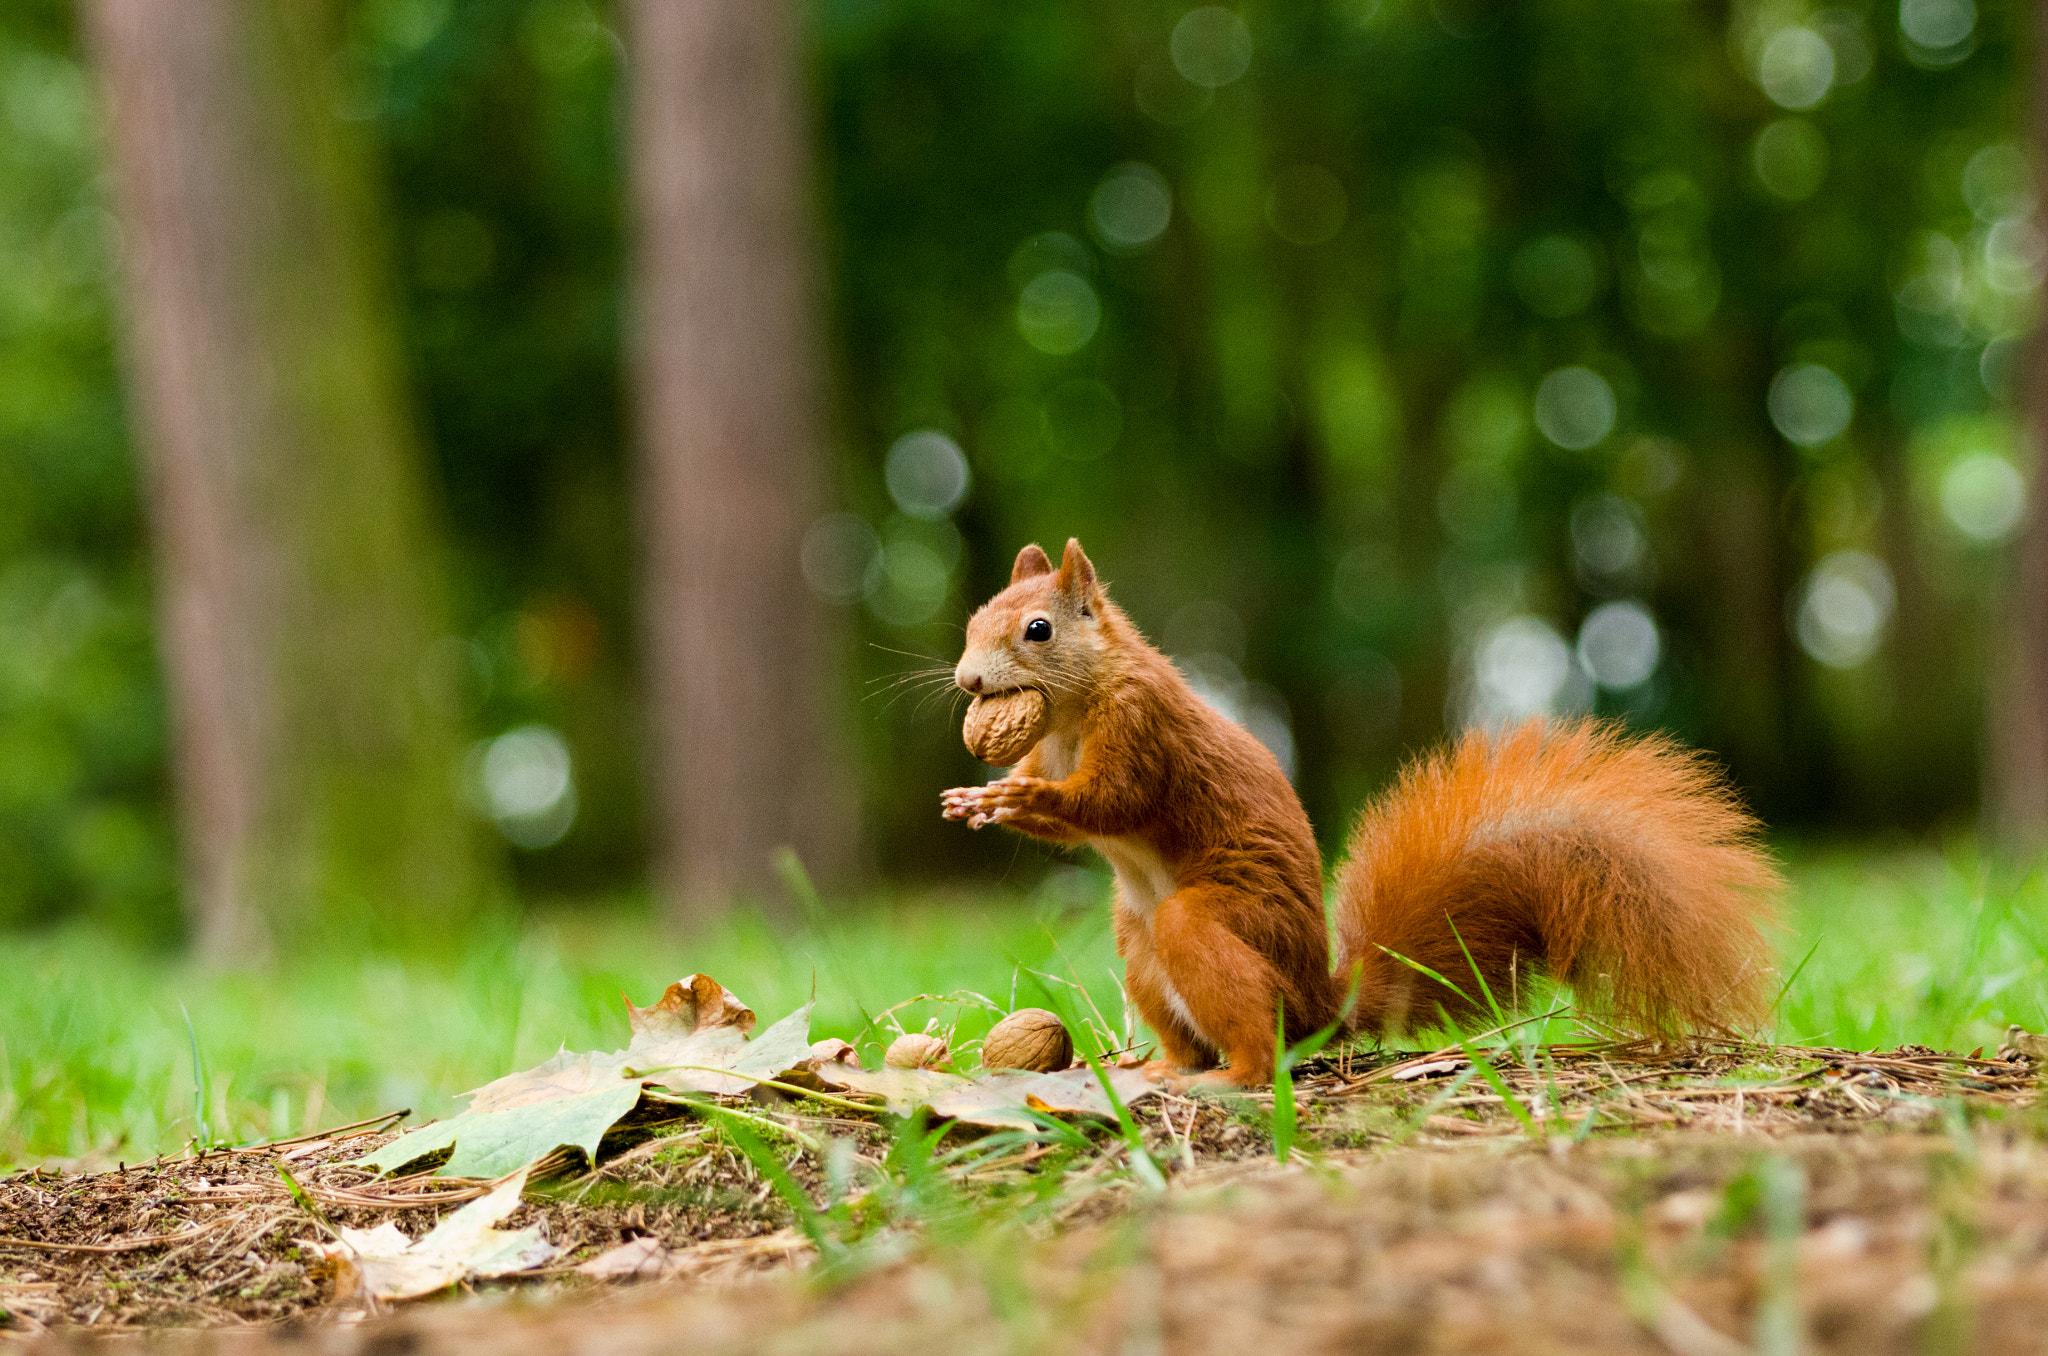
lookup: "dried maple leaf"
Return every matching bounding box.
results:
[308,1168,559,1302]
[356,1080,643,1179]
[575,1237,676,1279]
[359,975,1165,1178]
[359,974,806,1178]
[625,973,756,1038]
[622,995,814,1098]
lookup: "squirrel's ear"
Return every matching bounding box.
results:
[1055,538,1097,598]
[1010,543,1053,584]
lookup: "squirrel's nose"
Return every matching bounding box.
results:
[958,671,985,694]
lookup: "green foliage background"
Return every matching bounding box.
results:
[0,0,2036,936]
[0,4,167,936]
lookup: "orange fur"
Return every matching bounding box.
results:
[943,540,1782,1087]
[1335,718,1782,1037]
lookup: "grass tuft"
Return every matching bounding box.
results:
[6,845,2048,1168]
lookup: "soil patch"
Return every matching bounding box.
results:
[4,1037,2042,1348]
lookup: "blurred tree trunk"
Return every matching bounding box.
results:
[85,0,488,958]
[1991,0,2048,851]
[624,0,848,920]
[1697,456,1796,816]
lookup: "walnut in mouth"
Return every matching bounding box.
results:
[962,687,1051,766]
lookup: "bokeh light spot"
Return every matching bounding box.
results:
[1570,493,1648,579]
[1758,27,1835,110]
[1940,452,2025,543]
[1533,367,1616,450]
[1899,0,1974,52]
[1753,119,1828,201]
[1964,144,2033,222]
[863,539,951,627]
[1577,600,1660,689]
[1091,163,1173,251]
[1983,218,2046,296]
[1795,550,1894,668]
[468,725,576,849]
[1170,7,1253,88]
[1814,9,1875,84]
[884,431,971,519]
[1768,364,1854,446]
[1981,336,2024,400]
[1006,231,1092,288]
[366,0,452,53]
[801,514,880,604]
[1470,616,1581,724]
[518,0,613,75]
[1017,271,1101,355]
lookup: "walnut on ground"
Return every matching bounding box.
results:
[962,688,1051,766]
[980,1008,1073,1073]
[884,1033,951,1070]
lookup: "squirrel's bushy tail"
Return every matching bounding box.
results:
[1334,718,1781,1037]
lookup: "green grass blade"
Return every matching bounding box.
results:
[634,1065,878,1116]
[179,1002,210,1147]
[1272,1001,1294,1164]
[1280,1015,1347,1071]
[1269,995,1353,1165]
[1532,1047,1564,1127]
[647,1094,823,1152]
[1445,916,1507,1027]
[275,1163,336,1237]
[1767,936,1823,1024]
[1082,1052,1165,1192]
[930,1128,1051,1171]
[697,1101,839,1260]
[1460,1042,1538,1136]
[1374,945,1478,1014]
[772,847,825,922]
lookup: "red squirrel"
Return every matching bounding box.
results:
[941,539,1781,1088]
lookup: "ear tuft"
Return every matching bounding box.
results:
[1056,538,1097,596]
[1011,543,1053,584]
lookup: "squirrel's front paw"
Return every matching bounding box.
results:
[939,784,985,823]
[940,776,1051,829]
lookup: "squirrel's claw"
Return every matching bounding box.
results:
[939,785,988,823]
[1139,1058,1181,1083]
[1141,1059,1251,1094]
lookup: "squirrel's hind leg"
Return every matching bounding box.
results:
[1115,907,1218,1076]
[1148,884,1297,1087]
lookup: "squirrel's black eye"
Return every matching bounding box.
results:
[1024,618,1052,642]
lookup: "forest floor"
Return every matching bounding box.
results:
[8,1033,2048,1354]
[9,847,2048,1350]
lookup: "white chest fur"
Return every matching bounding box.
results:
[1033,728,1081,780]
[1096,836,1203,1038]
[1095,837,1175,919]
[1041,729,1169,924]
[1035,730,1203,1042]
